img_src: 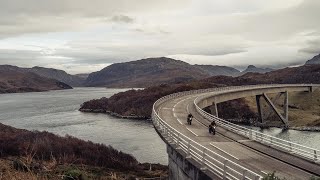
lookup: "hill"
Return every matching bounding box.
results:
[27,66,85,87]
[305,53,320,65]
[202,64,320,85]
[239,65,274,75]
[0,65,72,93]
[84,57,243,88]
[195,64,240,77]
[85,57,209,87]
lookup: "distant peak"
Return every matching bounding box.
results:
[247,65,256,69]
[305,53,320,65]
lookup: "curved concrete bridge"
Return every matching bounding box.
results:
[152,84,320,180]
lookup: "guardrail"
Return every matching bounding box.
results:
[152,88,263,180]
[193,84,320,163]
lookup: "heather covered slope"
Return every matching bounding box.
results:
[0,123,137,169]
[0,123,168,179]
[0,65,72,93]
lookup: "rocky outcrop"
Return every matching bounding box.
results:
[305,53,320,65]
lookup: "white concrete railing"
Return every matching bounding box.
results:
[152,88,263,180]
[193,84,320,163]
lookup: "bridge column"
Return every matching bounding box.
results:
[256,95,264,124]
[283,91,289,121]
[256,92,289,128]
[209,102,219,117]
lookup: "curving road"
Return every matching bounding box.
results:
[154,85,320,179]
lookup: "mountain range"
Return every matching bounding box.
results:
[84,57,275,88]
[1,53,319,91]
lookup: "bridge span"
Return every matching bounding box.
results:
[152,84,320,180]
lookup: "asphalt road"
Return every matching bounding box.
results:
[157,93,320,179]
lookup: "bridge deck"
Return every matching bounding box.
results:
[157,93,320,179]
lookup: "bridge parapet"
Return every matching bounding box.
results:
[193,84,320,163]
[152,87,263,180]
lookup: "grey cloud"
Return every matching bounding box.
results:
[299,39,320,54]
[0,49,69,67]
[0,0,187,38]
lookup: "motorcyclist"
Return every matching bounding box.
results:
[209,121,217,135]
[187,113,193,125]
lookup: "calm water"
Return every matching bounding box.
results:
[0,88,168,164]
[250,127,320,150]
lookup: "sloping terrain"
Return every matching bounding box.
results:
[0,123,168,179]
[0,65,72,93]
[27,66,85,87]
[85,57,209,87]
[194,64,240,77]
[239,65,274,75]
[305,53,320,65]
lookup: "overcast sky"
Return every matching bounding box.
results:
[0,0,319,74]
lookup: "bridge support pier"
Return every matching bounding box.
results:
[209,102,219,117]
[167,144,213,180]
[256,92,289,128]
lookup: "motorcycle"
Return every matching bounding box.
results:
[209,125,216,135]
[187,116,192,125]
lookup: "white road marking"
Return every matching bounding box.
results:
[161,107,172,110]
[176,118,183,125]
[237,140,253,143]
[261,171,268,175]
[210,143,240,160]
[192,117,207,128]
[173,113,177,118]
[186,127,199,136]
[174,96,196,111]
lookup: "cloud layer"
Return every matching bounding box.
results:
[0,0,319,73]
